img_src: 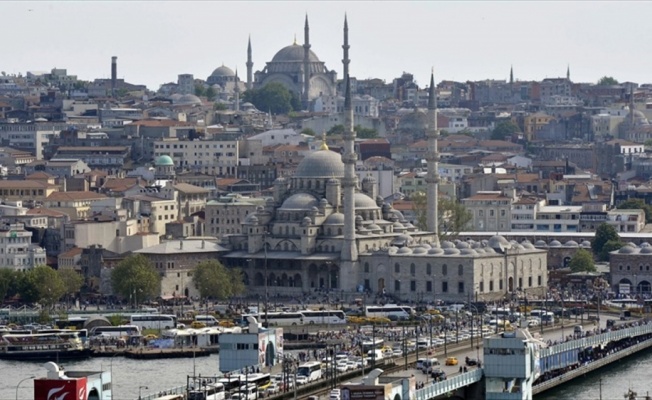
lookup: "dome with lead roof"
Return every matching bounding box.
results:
[619,246,637,254]
[549,240,562,247]
[280,193,318,210]
[413,247,427,255]
[323,212,344,225]
[444,248,461,255]
[210,65,236,77]
[564,240,579,247]
[295,149,344,178]
[355,193,379,209]
[397,247,413,255]
[580,241,591,248]
[535,240,548,247]
[272,43,320,63]
[428,247,445,255]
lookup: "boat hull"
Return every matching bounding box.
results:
[0,348,93,361]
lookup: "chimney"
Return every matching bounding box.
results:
[111,56,117,97]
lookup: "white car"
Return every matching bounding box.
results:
[295,376,309,386]
[266,383,280,395]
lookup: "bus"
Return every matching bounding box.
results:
[130,314,177,330]
[300,310,346,325]
[365,305,414,320]
[247,373,271,391]
[297,361,322,382]
[252,312,304,327]
[187,382,225,400]
[361,338,384,353]
[219,375,245,393]
[90,325,141,337]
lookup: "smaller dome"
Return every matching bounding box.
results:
[393,221,405,229]
[619,246,637,254]
[177,94,202,105]
[483,247,496,254]
[549,240,562,247]
[521,239,532,245]
[535,240,548,247]
[513,244,525,250]
[388,246,399,255]
[428,247,445,255]
[460,248,477,255]
[280,193,318,210]
[564,240,579,247]
[641,242,651,248]
[391,234,413,247]
[456,241,470,249]
[444,248,461,255]
[210,65,235,77]
[323,213,344,225]
[475,248,486,254]
[627,242,638,248]
[367,224,382,232]
[413,247,428,255]
[420,243,432,250]
[244,214,258,224]
[641,247,652,254]
[319,198,329,206]
[489,235,511,252]
[580,241,591,248]
[155,155,174,166]
[397,247,413,255]
[355,193,379,209]
[441,241,455,249]
[522,243,535,250]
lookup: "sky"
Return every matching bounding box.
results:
[2,1,650,91]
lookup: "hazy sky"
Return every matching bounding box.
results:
[3,1,649,90]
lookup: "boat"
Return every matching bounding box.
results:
[0,331,92,361]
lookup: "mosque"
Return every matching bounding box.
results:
[218,16,549,303]
[246,16,338,108]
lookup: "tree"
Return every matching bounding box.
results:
[242,83,296,114]
[600,240,624,262]
[617,198,652,223]
[327,124,345,136]
[411,191,428,231]
[592,223,620,260]
[193,260,245,300]
[597,76,619,86]
[24,265,65,309]
[491,121,519,141]
[439,198,473,239]
[0,269,16,303]
[568,249,596,272]
[355,125,378,139]
[205,86,216,101]
[58,268,83,304]
[301,128,316,136]
[213,102,228,111]
[110,254,161,305]
[194,84,206,97]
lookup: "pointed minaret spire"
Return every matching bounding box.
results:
[342,14,350,83]
[425,69,440,243]
[234,68,240,112]
[302,15,311,110]
[566,64,570,81]
[510,65,514,85]
[246,35,253,90]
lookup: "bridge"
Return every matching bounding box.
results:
[412,321,652,400]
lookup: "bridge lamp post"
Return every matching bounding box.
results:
[15,376,35,400]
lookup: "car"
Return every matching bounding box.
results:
[392,348,403,357]
[266,384,280,395]
[295,376,308,386]
[430,368,447,381]
[445,357,458,366]
[465,357,478,366]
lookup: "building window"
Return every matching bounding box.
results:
[458,282,464,293]
[364,262,369,273]
[410,280,416,292]
[458,264,463,276]
[442,264,448,276]
[442,281,448,293]
[538,275,542,286]
[410,263,416,276]
[518,277,523,289]
[499,280,503,290]
[489,281,494,291]
[426,263,432,275]
[395,263,400,273]
[426,281,432,292]
[479,281,484,292]
[528,276,532,287]
[394,280,401,292]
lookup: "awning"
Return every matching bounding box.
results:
[222,251,339,261]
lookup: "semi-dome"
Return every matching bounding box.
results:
[271,43,320,63]
[323,213,344,225]
[295,149,344,178]
[155,155,174,166]
[210,65,235,77]
[280,193,318,210]
[354,193,378,209]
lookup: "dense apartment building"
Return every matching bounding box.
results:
[153,138,240,176]
[205,194,266,238]
[462,190,514,231]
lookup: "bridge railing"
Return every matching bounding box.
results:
[541,323,652,357]
[139,385,186,400]
[415,368,483,400]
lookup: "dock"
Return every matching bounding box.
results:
[123,348,210,360]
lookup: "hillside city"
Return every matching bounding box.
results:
[0,17,651,308]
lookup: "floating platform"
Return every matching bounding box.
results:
[124,348,210,359]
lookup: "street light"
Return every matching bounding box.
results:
[263,230,269,328]
[15,376,35,400]
[138,386,148,400]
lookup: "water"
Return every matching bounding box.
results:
[536,347,652,400]
[3,354,221,400]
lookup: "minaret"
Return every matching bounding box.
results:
[566,64,570,81]
[234,68,240,112]
[342,14,350,86]
[246,36,253,90]
[341,76,358,262]
[302,14,311,110]
[425,70,440,244]
[509,65,514,85]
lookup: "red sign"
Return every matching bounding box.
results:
[34,377,87,400]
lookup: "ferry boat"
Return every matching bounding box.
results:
[0,331,92,361]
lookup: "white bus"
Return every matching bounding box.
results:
[297,361,322,382]
[90,325,140,337]
[256,312,304,326]
[361,338,384,352]
[300,310,346,325]
[365,305,414,319]
[130,314,177,330]
[187,382,225,400]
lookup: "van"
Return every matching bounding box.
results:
[416,358,427,370]
[423,358,440,373]
[574,325,583,335]
[195,315,219,326]
[367,349,384,361]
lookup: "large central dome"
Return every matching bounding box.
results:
[295,149,344,178]
[272,44,320,63]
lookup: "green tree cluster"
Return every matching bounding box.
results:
[193,260,246,300]
[110,254,161,304]
[0,266,75,308]
[617,198,652,223]
[242,83,301,114]
[592,223,623,261]
[568,249,596,273]
[411,192,472,239]
[194,84,206,97]
[597,76,619,86]
[326,124,378,138]
[491,121,519,141]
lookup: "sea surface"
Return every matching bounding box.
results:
[5,348,652,400]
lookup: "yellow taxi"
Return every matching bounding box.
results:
[445,357,458,366]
